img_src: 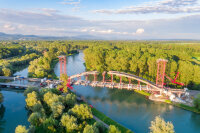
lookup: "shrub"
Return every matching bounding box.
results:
[83,125,99,133]
[28,112,44,127]
[65,93,76,107]
[194,94,200,111]
[15,125,28,133]
[109,125,121,133]
[149,116,175,133]
[24,87,39,97]
[41,117,58,132]
[94,122,106,133]
[32,103,46,116]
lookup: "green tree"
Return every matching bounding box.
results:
[108,125,121,133]
[2,67,11,76]
[69,104,93,120]
[149,116,175,133]
[61,113,78,132]
[51,102,64,118]
[25,91,40,108]
[65,93,76,107]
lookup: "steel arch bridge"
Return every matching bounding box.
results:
[68,71,186,98]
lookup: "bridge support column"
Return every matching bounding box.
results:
[85,74,88,81]
[111,74,113,83]
[94,73,97,82]
[177,93,181,98]
[129,78,131,85]
[68,78,71,84]
[59,58,63,74]
[64,58,66,75]
[102,72,106,83]
[138,81,140,88]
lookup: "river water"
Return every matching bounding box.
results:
[54,52,200,133]
[0,52,199,133]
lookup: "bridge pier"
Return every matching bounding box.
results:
[94,73,97,82]
[85,74,88,81]
[177,93,182,98]
[111,74,113,83]
[102,71,106,83]
[129,78,131,85]
[138,81,140,88]
[120,76,122,85]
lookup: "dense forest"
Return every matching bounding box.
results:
[84,43,200,90]
[0,40,89,77]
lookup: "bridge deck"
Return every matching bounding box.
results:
[0,76,41,82]
[0,83,38,88]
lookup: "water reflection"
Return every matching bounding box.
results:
[0,92,5,132]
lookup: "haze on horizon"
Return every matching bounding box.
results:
[0,0,200,40]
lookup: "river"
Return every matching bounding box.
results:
[0,52,199,133]
[54,52,200,133]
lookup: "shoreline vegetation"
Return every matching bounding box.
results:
[133,89,200,114]
[91,107,132,133]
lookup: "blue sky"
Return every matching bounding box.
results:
[0,0,200,39]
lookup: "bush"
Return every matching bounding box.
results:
[65,93,76,107]
[41,117,58,132]
[15,125,28,133]
[28,112,44,127]
[194,94,200,111]
[94,122,106,133]
[32,103,45,116]
[24,87,39,97]
[149,116,174,133]
[109,125,121,133]
[83,125,99,133]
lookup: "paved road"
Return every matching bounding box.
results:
[93,115,109,128]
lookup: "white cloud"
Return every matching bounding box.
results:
[93,0,200,14]
[0,9,200,39]
[135,28,144,34]
[60,0,81,5]
[3,24,16,30]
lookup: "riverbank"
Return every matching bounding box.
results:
[91,107,133,133]
[134,89,200,114]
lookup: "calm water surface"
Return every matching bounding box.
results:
[54,52,200,133]
[0,90,29,133]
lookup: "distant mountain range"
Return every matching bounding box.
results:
[0,32,199,41]
[0,32,100,40]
